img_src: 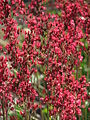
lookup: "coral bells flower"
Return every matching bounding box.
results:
[0,0,89,120]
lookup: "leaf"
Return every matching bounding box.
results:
[42,108,47,114]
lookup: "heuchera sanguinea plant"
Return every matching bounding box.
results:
[0,0,89,120]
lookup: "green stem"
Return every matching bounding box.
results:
[2,100,5,120]
[6,108,8,120]
[85,107,87,120]
[47,105,49,120]
[29,112,31,120]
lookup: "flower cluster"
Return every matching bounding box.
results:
[0,0,89,120]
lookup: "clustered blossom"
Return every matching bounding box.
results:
[0,56,15,116]
[0,0,89,120]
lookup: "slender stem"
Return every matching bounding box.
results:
[59,114,60,120]
[47,104,49,120]
[85,107,87,120]
[6,107,8,120]
[37,75,43,120]
[1,99,5,120]
[87,49,90,81]
[29,112,31,120]
[15,104,17,120]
